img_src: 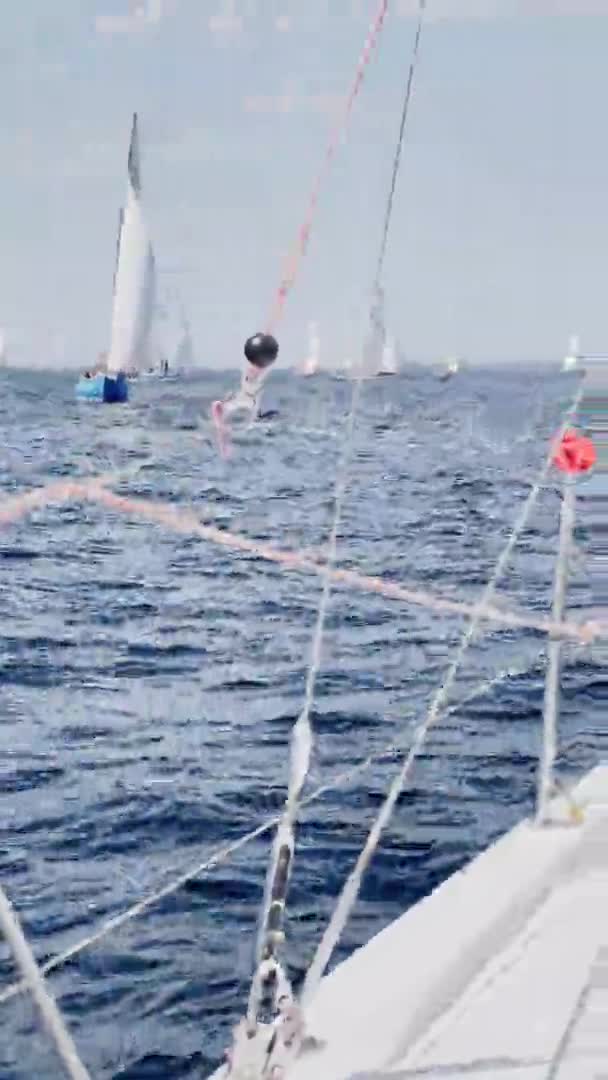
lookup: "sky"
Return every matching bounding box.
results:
[1,1,608,369]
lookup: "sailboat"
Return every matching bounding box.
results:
[377,332,398,376]
[170,309,194,375]
[562,334,580,372]
[360,285,399,378]
[438,355,460,381]
[76,113,152,403]
[142,292,191,379]
[0,329,6,367]
[297,322,320,377]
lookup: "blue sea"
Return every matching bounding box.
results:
[0,367,602,1078]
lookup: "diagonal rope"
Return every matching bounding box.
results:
[373,0,426,292]
[1,480,594,640]
[0,658,535,1011]
[0,885,91,1080]
[301,383,584,1001]
[265,0,390,335]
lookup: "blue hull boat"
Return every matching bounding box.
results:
[75,372,128,403]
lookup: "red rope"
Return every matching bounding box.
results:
[266,0,389,334]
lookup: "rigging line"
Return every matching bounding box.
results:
[245,4,428,1028]
[301,383,584,1002]
[245,377,363,1029]
[373,0,426,292]
[210,0,391,447]
[0,479,596,642]
[0,886,91,1080]
[0,660,525,1011]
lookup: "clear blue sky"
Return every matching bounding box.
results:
[1,2,607,368]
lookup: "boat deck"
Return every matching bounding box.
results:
[284,765,608,1080]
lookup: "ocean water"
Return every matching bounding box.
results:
[0,366,603,1079]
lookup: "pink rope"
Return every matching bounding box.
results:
[0,477,596,643]
[266,0,389,334]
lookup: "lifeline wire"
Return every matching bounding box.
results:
[0,658,532,1011]
[301,382,584,1001]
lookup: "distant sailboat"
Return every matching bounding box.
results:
[171,309,194,374]
[562,334,580,372]
[298,321,320,376]
[134,243,159,378]
[76,113,152,402]
[438,356,460,382]
[362,284,399,378]
[377,332,398,376]
[0,329,6,367]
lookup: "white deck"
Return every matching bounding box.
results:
[286,765,608,1079]
[221,764,608,1080]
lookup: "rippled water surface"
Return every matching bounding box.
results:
[0,367,602,1078]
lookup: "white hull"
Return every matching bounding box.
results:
[210,766,607,1079]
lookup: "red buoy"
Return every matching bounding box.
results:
[552,428,595,474]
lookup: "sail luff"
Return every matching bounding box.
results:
[128,113,141,196]
[112,207,124,300]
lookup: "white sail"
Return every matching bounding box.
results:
[298,321,320,376]
[106,114,153,377]
[0,329,6,365]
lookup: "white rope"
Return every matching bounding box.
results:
[0,660,526,1011]
[0,885,91,1080]
[301,385,583,1003]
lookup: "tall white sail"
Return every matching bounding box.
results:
[0,329,6,366]
[106,114,153,377]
